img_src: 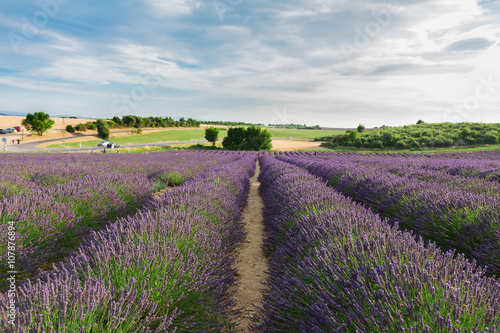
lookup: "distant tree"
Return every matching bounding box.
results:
[96,119,110,140]
[112,116,123,126]
[75,124,86,131]
[244,126,272,151]
[222,126,272,151]
[417,120,425,125]
[84,122,97,130]
[66,125,75,133]
[205,127,219,147]
[21,112,55,136]
[222,127,246,149]
[357,124,365,133]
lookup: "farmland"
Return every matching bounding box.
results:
[1,149,500,331]
[43,128,341,149]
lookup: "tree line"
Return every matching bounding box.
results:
[68,115,201,133]
[203,120,265,126]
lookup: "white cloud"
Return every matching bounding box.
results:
[145,0,200,16]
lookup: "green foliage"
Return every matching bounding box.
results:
[222,126,272,151]
[112,116,122,126]
[74,124,86,131]
[205,127,220,147]
[416,119,425,125]
[357,124,365,133]
[66,125,75,133]
[21,112,55,136]
[319,122,500,150]
[84,122,96,130]
[74,115,202,131]
[96,120,110,140]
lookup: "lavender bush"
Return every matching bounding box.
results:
[0,151,244,289]
[253,153,500,332]
[0,152,256,332]
[278,153,500,276]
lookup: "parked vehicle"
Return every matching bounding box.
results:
[97,140,109,147]
[13,126,24,132]
[0,129,7,134]
[7,128,17,133]
[106,142,120,148]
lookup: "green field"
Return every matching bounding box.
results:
[48,128,345,148]
[48,129,228,148]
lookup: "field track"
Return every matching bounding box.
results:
[234,161,267,332]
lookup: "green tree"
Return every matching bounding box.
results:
[112,116,123,126]
[205,127,219,147]
[96,119,110,140]
[416,119,425,125]
[21,112,55,136]
[222,126,272,151]
[357,124,365,133]
[222,127,246,149]
[66,125,75,133]
[244,126,272,150]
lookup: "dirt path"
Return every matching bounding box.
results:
[234,161,267,332]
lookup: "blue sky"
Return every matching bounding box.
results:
[0,0,499,127]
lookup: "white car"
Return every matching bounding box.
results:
[97,140,109,147]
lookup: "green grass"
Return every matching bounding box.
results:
[48,129,228,148]
[268,128,345,139]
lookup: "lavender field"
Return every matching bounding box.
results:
[1,149,500,332]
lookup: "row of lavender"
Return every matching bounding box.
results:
[277,152,500,276]
[253,154,500,332]
[0,151,240,287]
[284,151,500,191]
[283,149,500,160]
[1,153,256,332]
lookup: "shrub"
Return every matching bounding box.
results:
[66,125,75,133]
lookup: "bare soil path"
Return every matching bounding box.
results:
[234,161,267,332]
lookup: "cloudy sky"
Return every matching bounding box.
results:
[0,0,499,127]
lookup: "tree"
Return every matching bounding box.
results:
[21,112,55,136]
[205,127,219,147]
[416,120,425,125]
[96,119,110,140]
[222,126,272,151]
[112,116,123,126]
[66,125,75,133]
[222,127,246,149]
[244,125,272,150]
[357,124,365,133]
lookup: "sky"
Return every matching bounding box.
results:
[0,0,499,127]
